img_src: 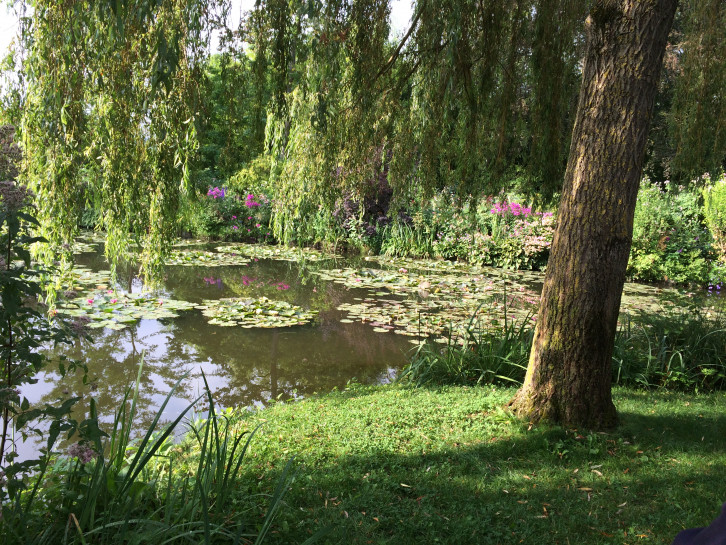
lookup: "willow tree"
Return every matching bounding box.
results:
[10,0,223,279]
[254,0,725,428]
[508,0,679,428]
[255,0,588,245]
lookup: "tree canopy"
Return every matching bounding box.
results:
[1,0,724,274]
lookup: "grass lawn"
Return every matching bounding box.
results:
[187,384,726,544]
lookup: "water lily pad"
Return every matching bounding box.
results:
[200,297,317,328]
[71,241,100,254]
[57,290,197,330]
[216,243,340,262]
[165,249,251,267]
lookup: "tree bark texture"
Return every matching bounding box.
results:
[510,0,678,429]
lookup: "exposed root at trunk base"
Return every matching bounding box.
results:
[507,387,618,431]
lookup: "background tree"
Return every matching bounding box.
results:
[11,0,224,279]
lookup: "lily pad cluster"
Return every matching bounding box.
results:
[337,295,536,344]
[364,255,486,275]
[57,290,198,330]
[165,249,250,267]
[72,241,100,254]
[337,298,446,340]
[46,266,114,293]
[216,243,339,262]
[173,238,214,248]
[77,231,106,244]
[198,297,317,328]
[313,266,541,303]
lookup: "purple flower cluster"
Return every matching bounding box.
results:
[68,442,97,464]
[707,282,723,296]
[207,186,226,199]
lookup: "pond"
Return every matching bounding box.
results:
[20,235,707,459]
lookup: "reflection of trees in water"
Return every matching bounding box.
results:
[165,307,408,409]
[39,321,199,433]
[161,258,350,313]
[27,252,410,455]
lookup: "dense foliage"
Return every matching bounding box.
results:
[1,1,722,278]
[5,0,227,280]
[629,180,715,285]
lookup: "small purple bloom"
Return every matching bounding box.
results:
[68,442,97,464]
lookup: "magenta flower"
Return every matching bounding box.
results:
[244,193,261,207]
[207,186,225,199]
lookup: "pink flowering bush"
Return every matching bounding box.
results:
[185,184,273,242]
[485,202,555,269]
[428,193,554,270]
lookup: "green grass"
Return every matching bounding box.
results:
[211,384,726,544]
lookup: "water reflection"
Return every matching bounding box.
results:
[22,253,409,459]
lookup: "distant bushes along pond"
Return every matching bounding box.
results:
[178,161,726,289]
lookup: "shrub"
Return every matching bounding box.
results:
[183,185,273,242]
[480,200,555,270]
[702,172,726,261]
[628,180,715,284]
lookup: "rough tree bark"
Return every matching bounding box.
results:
[509,0,678,429]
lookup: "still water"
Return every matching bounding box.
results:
[26,252,412,448]
[21,240,713,459]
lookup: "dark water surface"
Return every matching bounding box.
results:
[22,250,412,459]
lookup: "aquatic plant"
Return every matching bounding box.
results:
[199,296,317,328]
[57,290,198,330]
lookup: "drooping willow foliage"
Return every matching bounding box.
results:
[11,0,225,280]
[258,0,590,243]
[2,0,725,263]
[256,0,725,245]
[670,0,726,182]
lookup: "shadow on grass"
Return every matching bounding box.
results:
[251,390,726,544]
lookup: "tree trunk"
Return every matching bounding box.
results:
[509,0,678,429]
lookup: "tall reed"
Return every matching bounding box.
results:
[1,359,298,545]
[399,299,533,387]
